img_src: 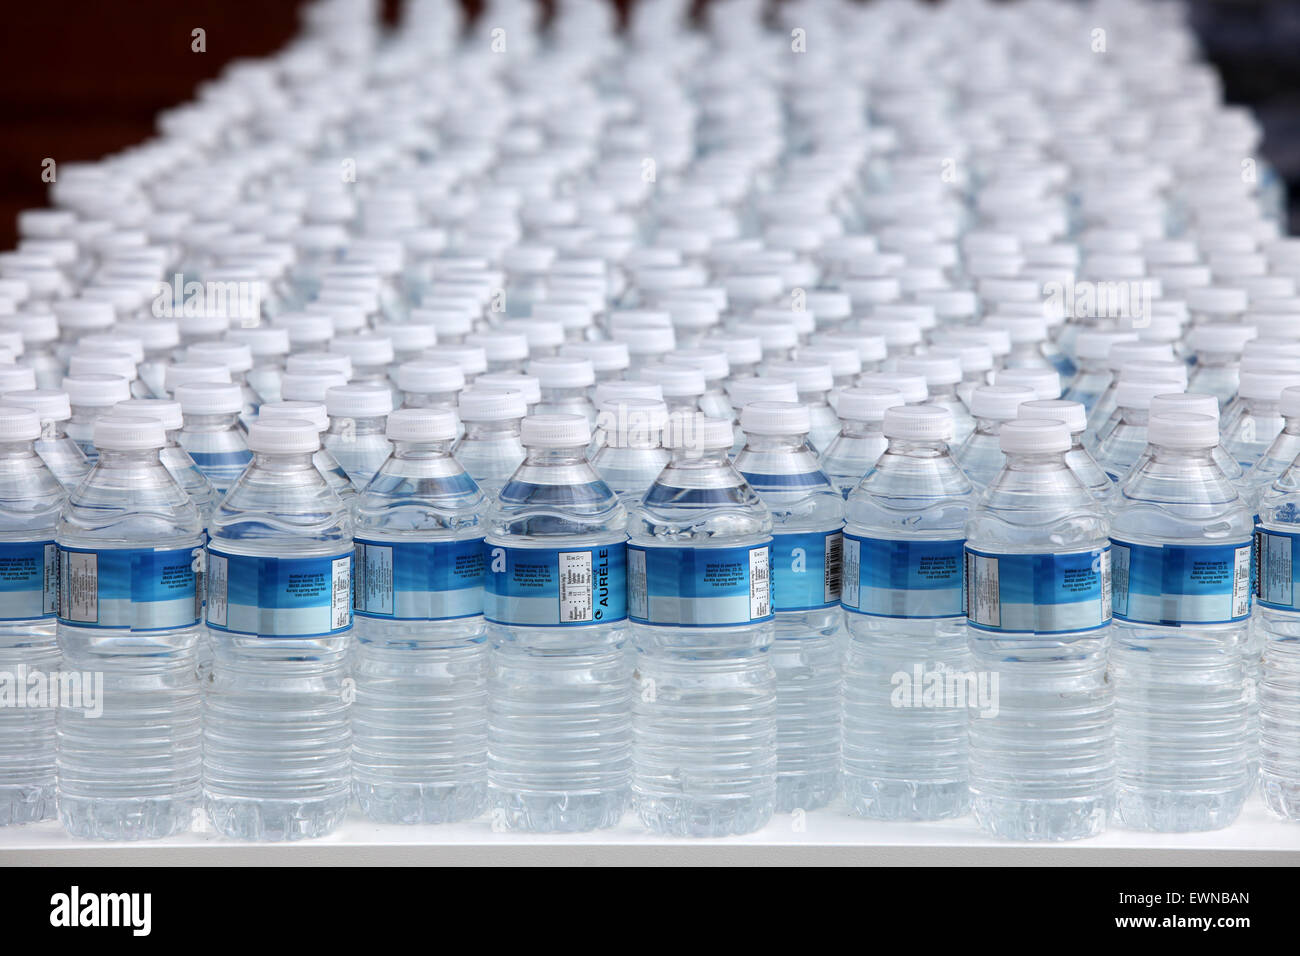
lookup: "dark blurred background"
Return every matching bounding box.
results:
[2,0,1299,247]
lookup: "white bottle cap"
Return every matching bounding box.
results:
[1149,392,1220,422]
[1074,330,1140,361]
[78,333,142,364]
[396,359,465,394]
[1185,323,1257,355]
[531,302,595,333]
[175,381,242,415]
[330,333,395,367]
[999,418,1070,455]
[0,311,58,345]
[596,398,669,447]
[915,289,978,321]
[0,404,40,442]
[176,310,233,338]
[1115,380,1183,410]
[69,350,138,382]
[1282,386,1300,418]
[1017,399,1086,434]
[844,276,903,307]
[2,388,69,422]
[53,298,115,331]
[519,356,592,392]
[741,401,811,436]
[883,404,953,442]
[724,273,784,302]
[897,354,963,387]
[761,360,834,393]
[593,382,663,409]
[611,323,676,356]
[811,331,888,364]
[946,327,1012,359]
[259,400,329,432]
[1105,340,1174,370]
[434,344,490,378]
[164,362,231,394]
[119,319,182,352]
[663,413,733,451]
[279,370,348,403]
[856,372,928,405]
[227,326,291,357]
[858,317,922,348]
[983,314,1050,345]
[287,351,353,379]
[93,414,166,451]
[1238,370,1300,402]
[1116,359,1189,387]
[465,332,530,364]
[412,307,476,342]
[476,372,541,406]
[803,291,852,322]
[1243,314,1300,341]
[970,384,1038,420]
[993,367,1062,400]
[796,345,862,378]
[874,303,937,331]
[186,341,254,373]
[699,334,763,367]
[247,418,319,454]
[836,386,905,422]
[928,344,994,375]
[521,413,590,448]
[1148,412,1219,449]
[560,340,630,373]
[1243,339,1300,366]
[62,373,129,407]
[114,398,183,431]
[753,308,815,338]
[458,387,528,422]
[1186,286,1248,314]
[727,376,798,408]
[640,364,707,397]
[386,407,459,443]
[0,365,37,393]
[325,383,393,418]
[501,318,566,351]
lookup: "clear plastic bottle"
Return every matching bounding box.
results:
[661,347,734,421]
[453,388,527,501]
[117,319,181,400]
[558,340,630,395]
[396,359,465,412]
[257,401,356,502]
[0,312,63,390]
[992,366,1061,401]
[203,418,353,840]
[1130,393,1243,485]
[628,414,776,835]
[760,360,840,452]
[591,398,670,507]
[1094,381,1186,483]
[954,384,1037,491]
[821,386,902,499]
[529,356,596,423]
[115,399,218,528]
[965,418,1114,840]
[467,331,531,375]
[485,414,630,831]
[0,406,64,824]
[56,414,204,839]
[227,326,291,410]
[1,388,90,492]
[352,408,489,824]
[61,373,131,465]
[1222,370,1300,471]
[725,376,798,456]
[323,383,395,491]
[841,405,974,819]
[1062,330,1137,414]
[1083,343,1178,443]
[1110,412,1252,831]
[898,353,976,445]
[735,402,842,811]
[639,364,707,414]
[174,382,252,495]
[1017,399,1114,508]
[1188,323,1257,411]
[186,342,259,427]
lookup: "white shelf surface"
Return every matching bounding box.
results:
[3,794,1298,865]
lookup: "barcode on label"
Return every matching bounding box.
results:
[206,552,228,627]
[559,550,593,623]
[331,556,352,630]
[964,552,1000,628]
[823,532,842,604]
[749,546,770,619]
[60,551,98,624]
[628,548,647,620]
[1232,544,1252,619]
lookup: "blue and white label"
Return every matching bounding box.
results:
[57,545,201,631]
[627,543,773,626]
[0,540,58,621]
[842,535,965,619]
[964,547,1112,634]
[1110,539,1252,626]
[353,537,485,620]
[484,543,626,627]
[205,549,353,637]
[1255,528,1300,610]
[771,529,842,611]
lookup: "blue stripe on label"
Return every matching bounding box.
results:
[1110,539,1252,626]
[205,548,353,637]
[189,449,253,468]
[627,542,774,626]
[641,484,749,507]
[842,534,964,619]
[57,545,201,631]
[354,537,485,620]
[0,540,57,621]
[964,547,1111,634]
[484,543,627,626]
[740,471,835,490]
[498,480,612,507]
[771,529,842,611]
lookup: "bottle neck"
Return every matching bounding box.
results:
[522,445,589,467]
[837,419,882,439]
[249,450,318,472]
[0,439,37,461]
[393,439,455,459]
[740,432,814,455]
[462,418,521,441]
[182,411,240,431]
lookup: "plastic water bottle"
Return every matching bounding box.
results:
[115,399,218,527]
[485,414,631,831]
[323,383,394,490]
[1245,385,1300,505]
[1223,370,1300,471]
[173,382,252,495]
[591,398,670,507]
[62,373,131,464]
[1110,411,1252,831]
[841,404,974,819]
[0,406,64,824]
[529,356,596,423]
[725,376,797,456]
[163,361,231,398]
[227,326,291,409]
[56,414,204,839]
[628,414,776,836]
[396,359,465,412]
[351,408,489,823]
[965,418,1114,840]
[1188,323,1257,410]
[1131,393,1243,485]
[821,386,903,499]
[1016,399,1114,508]
[1094,381,1186,483]
[118,318,180,399]
[1255,443,1300,821]
[454,388,527,501]
[0,312,62,390]
[639,364,707,414]
[1084,343,1177,442]
[1,388,90,492]
[186,342,259,426]
[559,340,630,393]
[257,401,356,502]
[203,418,353,840]
[954,384,1037,491]
[1062,330,1137,413]
[735,401,842,811]
[759,360,840,452]
[662,347,736,420]
[899,354,976,446]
